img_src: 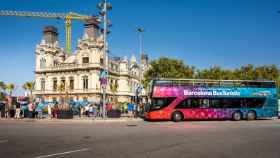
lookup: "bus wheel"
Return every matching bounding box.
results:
[232,111,242,121]
[172,112,183,122]
[247,111,256,120]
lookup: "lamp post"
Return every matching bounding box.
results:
[137,27,144,102]
[98,0,112,119]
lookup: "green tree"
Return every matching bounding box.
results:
[143,57,195,88]
[0,92,5,101]
[239,64,255,80]
[6,83,15,96]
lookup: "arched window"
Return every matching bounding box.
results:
[40,58,46,69]
[40,78,45,91]
[53,60,58,66]
[60,77,66,91]
[82,76,88,90]
[53,78,57,91]
[69,77,74,90]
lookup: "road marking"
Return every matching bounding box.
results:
[0,140,8,143]
[34,148,89,158]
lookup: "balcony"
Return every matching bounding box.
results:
[36,63,102,73]
[33,89,135,96]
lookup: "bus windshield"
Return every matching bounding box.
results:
[150,97,176,111]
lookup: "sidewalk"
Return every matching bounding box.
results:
[0,116,143,123]
[69,116,143,123]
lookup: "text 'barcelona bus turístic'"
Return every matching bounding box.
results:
[144,79,278,122]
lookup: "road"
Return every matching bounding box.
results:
[0,119,280,158]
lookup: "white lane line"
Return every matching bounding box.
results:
[34,148,89,158]
[0,140,8,143]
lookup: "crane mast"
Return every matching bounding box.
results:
[0,10,97,55]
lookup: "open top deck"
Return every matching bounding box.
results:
[152,78,276,88]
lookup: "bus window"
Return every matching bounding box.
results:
[210,98,223,108]
[222,98,242,108]
[150,97,176,111]
[200,99,209,108]
[176,99,192,109]
[244,98,265,108]
[190,98,200,108]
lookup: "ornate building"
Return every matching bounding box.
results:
[34,19,148,103]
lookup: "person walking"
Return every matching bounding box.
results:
[133,102,138,118]
[36,108,43,119]
[36,101,43,119]
[4,101,9,118]
[0,101,5,119]
[80,106,84,118]
[47,103,52,119]
[92,104,97,118]
[53,104,59,119]
[28,102,34,118]
[127,101,134,118]
[15,102,21,119]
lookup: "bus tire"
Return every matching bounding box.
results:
[247,111,256,120]
[172,111,183,122]
[232,111,242,121]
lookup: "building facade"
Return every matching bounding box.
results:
[34,19,148,103]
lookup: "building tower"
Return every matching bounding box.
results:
[43,26,59,45]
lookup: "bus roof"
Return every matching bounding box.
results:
[152,78,276,88]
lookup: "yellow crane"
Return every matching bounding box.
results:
[0,10,98,55]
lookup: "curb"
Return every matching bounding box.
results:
[18,118,144,123]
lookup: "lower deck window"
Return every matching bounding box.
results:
[150,97,176,111]
[175,97,266,109]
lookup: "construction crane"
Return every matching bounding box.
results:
[0,10,98,55]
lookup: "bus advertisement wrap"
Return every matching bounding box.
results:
[153,86,277,98]
[146,80,278,121]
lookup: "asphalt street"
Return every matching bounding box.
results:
[0,119,280,158]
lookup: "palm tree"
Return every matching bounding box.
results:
[6,83,15,96]
[23,81,35,101]
[22,81,35,95]
[57,83,65,103]
[0,81,6,93]
[110,80,119,104]
[57,83,71,111]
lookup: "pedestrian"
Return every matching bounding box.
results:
[48,103,52,119]
[54,104,59,119]
[36,101,43,119]
[15,102,21,119]
[28,102,34,118]
[92,104,97,118]
[96,105,101,118]
[5,101,9,118]
[0,101,5,119]
[133,102,138,118]
[127,101,134,118]
[78,106,81,118]
[36,108,43,119]
[89,105,93,117]
[80,106,84,118]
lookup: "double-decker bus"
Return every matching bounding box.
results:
[145,79,278,122]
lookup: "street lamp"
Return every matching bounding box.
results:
[136,27,144,103]
[97,0,112,119]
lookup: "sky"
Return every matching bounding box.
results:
[0,0,280,95]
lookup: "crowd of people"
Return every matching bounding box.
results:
[0,100,46,119]
[0,99,146,120]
